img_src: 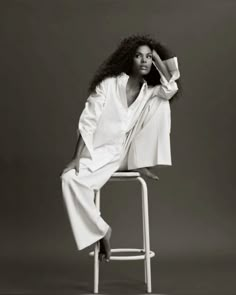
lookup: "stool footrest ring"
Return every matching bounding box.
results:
[89,248,156,260]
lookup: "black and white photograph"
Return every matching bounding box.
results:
[0,1,235,294]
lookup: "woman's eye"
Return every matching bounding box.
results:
[135,54,152,58]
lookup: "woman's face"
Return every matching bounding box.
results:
[132,45,153,76]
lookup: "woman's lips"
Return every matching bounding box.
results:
[140,66,148,69]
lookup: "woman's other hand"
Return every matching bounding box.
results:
[152,48,159,60]
[60,158,80,176]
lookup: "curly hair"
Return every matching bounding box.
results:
[87,33,182,104]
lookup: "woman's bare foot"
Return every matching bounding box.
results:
[134,167,159,181]
[99,226,112,262]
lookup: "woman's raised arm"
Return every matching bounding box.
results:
[152,50,180,100]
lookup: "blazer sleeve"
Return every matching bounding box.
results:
[77,80,107,157]
[152,56,180,100]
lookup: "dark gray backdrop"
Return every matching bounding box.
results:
[1,0,235,294]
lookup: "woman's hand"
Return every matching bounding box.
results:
[60,157,80,176]
[152,49,159,61]
[152,48,171,82]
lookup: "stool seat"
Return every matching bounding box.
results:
[89,171,154,293]
[110,171,141,177]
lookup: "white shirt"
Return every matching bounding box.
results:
[77,57,180,171]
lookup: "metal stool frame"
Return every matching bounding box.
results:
[89,171,155,293]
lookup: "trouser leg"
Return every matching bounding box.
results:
[60,159,120,251]
[126,98,172,169]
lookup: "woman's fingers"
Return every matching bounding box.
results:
[151,174,159,181]
[75,159,80,176]
[99,252,105,262]
[60,168,71,176]
[60,166,75,176]
[60,159,77,176]
[60,163,80,178]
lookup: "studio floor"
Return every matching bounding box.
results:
[1,254,236,295]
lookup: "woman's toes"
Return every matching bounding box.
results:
[99,252,105,262]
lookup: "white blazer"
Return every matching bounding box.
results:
[77,57,180,171]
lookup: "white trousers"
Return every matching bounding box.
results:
[60,97,170,250]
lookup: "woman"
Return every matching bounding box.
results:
[60,34,181,263]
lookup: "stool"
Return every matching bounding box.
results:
[88,171,155,293]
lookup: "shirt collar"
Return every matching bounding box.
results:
[121,72,148,88]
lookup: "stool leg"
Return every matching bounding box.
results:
[138,177,152,293]
[142,193,147,284]
[94,190,100,294]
